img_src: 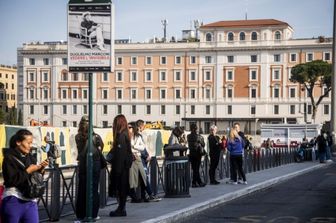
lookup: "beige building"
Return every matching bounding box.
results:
[17,19,332,133]
[0,64,17,112]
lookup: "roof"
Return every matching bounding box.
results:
[201,19,291,29]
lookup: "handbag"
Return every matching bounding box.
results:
[105,149,114,164]
[13,156,45,199]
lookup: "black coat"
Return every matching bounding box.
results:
[187,132,205,157]
[109,130,133,196]
[208,134,221,157]
[2,147,36,194]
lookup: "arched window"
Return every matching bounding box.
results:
[228,32,234,41]
[239,32,245,41]
[275,31,281,40]
[206,33,213,42]
[251,32,258,41]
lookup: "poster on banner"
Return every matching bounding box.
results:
[68,1,114,72]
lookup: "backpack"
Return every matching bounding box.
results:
[13,156,45,199]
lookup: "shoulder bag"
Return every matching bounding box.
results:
[13,156,45,199]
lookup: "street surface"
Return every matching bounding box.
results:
[180,163,336,223]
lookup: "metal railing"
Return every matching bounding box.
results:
[37,146,312,221]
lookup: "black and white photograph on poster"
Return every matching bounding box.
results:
[68,4,113,72]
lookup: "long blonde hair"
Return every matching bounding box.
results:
[229,128,240,142]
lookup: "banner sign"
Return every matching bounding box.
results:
[68,2,114,72]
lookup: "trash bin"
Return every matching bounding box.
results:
[163,144,190,198]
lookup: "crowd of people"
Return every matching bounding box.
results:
[7,116,335,222]
[0,118,250,222]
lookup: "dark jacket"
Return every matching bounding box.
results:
[227,137,244,156]
[316,134,328,153]
[208,134,221,157]
[187,132,205,157]
[2,147,35,194]
[111,130,133,175]
[75,133,104,162]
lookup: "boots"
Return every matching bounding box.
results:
[109,207,127,217]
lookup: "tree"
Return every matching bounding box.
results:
[290,60,332,122]
[18,109,23,125]
[0,109,5,124]
[7,107,17,125]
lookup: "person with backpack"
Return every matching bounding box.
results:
[1,129,49,223]
[187,123,206,187]
[75,115,105,221]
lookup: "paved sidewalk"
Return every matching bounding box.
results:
[62,161,333,223]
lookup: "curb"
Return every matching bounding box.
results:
[142,162,332,223]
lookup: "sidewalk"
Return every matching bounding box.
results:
[62,161,333,223]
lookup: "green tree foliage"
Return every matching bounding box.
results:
[0,109,5,124]
[290,60,332,121]
[7,107,17,125]
[18,109,23,125]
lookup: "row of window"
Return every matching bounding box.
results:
[28,58,67,66]
[26,52,331,73]
[0,73,15,79]
[205,30,282,42]
[0,82,15,90]
[27,85,329,101]
[116,55,196,66]
[0,93,16,100]
[27,71,50,82]
[116,52,331,66]
[29,103,331,119]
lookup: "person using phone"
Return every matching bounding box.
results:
[1,129,48,223]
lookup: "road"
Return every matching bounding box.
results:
[180,163,336,223]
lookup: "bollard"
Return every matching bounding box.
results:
[203,155,210,183]
[49,164,61,221]
[149,157,158,195]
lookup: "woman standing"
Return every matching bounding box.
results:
[128,122,147,202]
[75,115,105,221]
[208,125,221,185]
[187,123,206,187]
[109,115,133,217]
[1,129,48,223]
[227,128,247,185]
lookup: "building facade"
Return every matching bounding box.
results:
[0,64,17,112]
[17,19,332,133]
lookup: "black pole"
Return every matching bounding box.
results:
[85,72,94,221]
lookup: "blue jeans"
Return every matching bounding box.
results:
[326,146,331,160]
[1,196,38,223]
[143,164,153,196]
[319,151,326,163]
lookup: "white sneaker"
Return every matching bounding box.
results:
[149,195,161,202]
[243,181,248,185]
[94,216,100,221]
[227,181,237,185]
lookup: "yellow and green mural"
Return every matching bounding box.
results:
[0,125,171,173]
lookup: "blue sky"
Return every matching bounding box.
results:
[0,0,333,65]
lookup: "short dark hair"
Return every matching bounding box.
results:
[190,123,197,132]
[10,129,33,149]
[136,119,145,127]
